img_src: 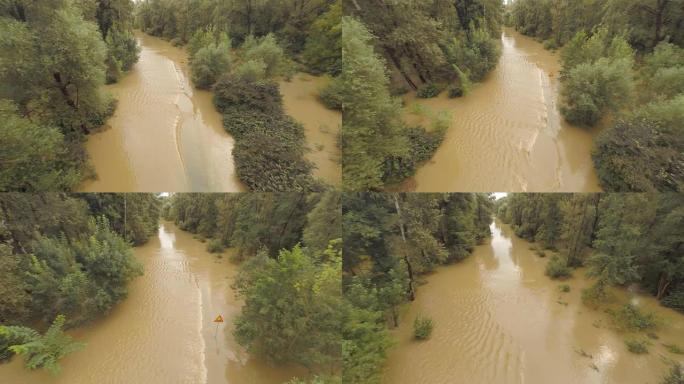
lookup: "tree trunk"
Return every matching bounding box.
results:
[393,194,415,301]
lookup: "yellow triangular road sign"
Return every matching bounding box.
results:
[213,315,224,323]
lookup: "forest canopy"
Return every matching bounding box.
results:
[0,0,139,191]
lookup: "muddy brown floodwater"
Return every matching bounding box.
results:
[384,220,684,384]
[0,222,308,384]
[280,74,342,185]
[80,32,245,192]
[404,28,602,192]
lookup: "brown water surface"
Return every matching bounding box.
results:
[405,29,602,192]
[279,74,342,185]
[384,220,684,384]
[0,222,306,383]
[81,32,245,192]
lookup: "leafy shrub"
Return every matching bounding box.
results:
[448,86,464,98]
[382,126,445,184]
[241,34,294,79]
[444,26,501,82]
[593,99,684,192]
[233,59,267,82]
[319,77,343,110]
[233,121,319,192]
[625,339,649,354]
[417,83,442,98]
[2,315,85,374]
[664,343,684,354]
[559,284,571,293]
[206,239,224,253]
[413,315,433,340]
[221,109,276,139]
[560,58,634,126]
[191,41,232,89]
[545,255,571,279]
[213,75,283,115]
[662,290,684,313]
[661,364,684,384]
[607,304,658,332]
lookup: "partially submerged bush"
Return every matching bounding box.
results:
[206,239,224,253]
[417,83,442,99]
[664,343,684,354]
[607,304,658,332]
[625,339,649,354]
[319,77,343,110]
[213,75,283,115]
[382,126,445,184]
[545,255,572,279]
[559,284,571,293]
[662,290,684,313]
[661,363,684,384]
[413,315,433,340]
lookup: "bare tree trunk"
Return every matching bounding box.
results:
[393,194,415,301]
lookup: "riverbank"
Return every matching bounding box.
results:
[401,28,602,192]
[383,219,684,383]
[0,222,307,384]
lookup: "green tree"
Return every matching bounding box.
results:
[1,315,85,375]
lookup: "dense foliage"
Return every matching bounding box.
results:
[342,193,494,383]
[342,1,504,189]
[497,193,684,311]
[510,0,684,191]
[0,1,139,191]
[0,193,159,369]
[167,192,342,378]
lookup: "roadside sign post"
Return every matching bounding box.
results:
[213,314,224,339]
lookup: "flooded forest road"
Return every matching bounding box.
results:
[0,222,306,384]
[405,29,602,192]
[384,220,684,384]
[80,32,341,191]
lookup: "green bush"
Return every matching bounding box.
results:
[661,364,684,384]
[607,304,658,332]
[545,255,572,279]
[241,34,294,79]
[662,290,684,313]
[448,85,464,98]
[191,42,232,89]
[560,58,634,127]
[417,83,442,98]
[413,315,433,340]
[382,126,444,184]
[319,77,343,110]
[233,59,267,82]
[559,284,571,293]
[625,339,649,354]
[213,75,283,115]
[206,239,224,253]
[221,109,276,139]
[664,343,684,354]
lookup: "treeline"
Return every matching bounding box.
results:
[0,0,139,191]
[166,192,342,379]
[342,193,494,383]
[497,193,684,312]
[136,0,341,191]
[0,193,159,370]
[342,0,503,190]
[509,0,684,192]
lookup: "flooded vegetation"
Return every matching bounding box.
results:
[82,33,245,192]
[404,29,601,192]
[342,193,684,384]
[0,193,342,383]
[0,222,303,383]
[384,220,684,383]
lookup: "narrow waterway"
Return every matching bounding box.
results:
[80,32,245,192]
[0,222,307,384]
[404,29,602,192]
[383,220,684,384]
[280,74,342,186]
